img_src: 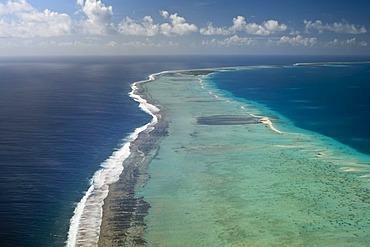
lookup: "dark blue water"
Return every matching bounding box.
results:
[208,60,370,154]
[1,56,302,247]
[0,57,152,247]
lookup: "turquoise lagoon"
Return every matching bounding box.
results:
[137,66,370,246]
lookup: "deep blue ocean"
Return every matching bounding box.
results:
[208,61,370,154]
[0,55,369,247]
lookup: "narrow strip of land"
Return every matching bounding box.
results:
[100,69,370,247]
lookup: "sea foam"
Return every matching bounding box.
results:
[66,73,159,247]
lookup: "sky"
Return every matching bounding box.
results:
[0,0,369,56]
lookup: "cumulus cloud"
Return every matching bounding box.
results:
[359,41,368,47]
[264,20,288,32]
[231,17,288,35]
[304,20,367,34]
[77,0,115,34]
[278,35,317,46]
[200,16,287,36]
[118,10,197,36]
[159,10,198,36]
[0,0,72,38]
[0,0,33,14]
[327,37,367,46]
[202,35,255,46]
[345,37,357,45]
[118,16,159,36]
[199,23,232,35]
[114,40,179,49]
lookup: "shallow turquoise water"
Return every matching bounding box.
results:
[138,70,370,246]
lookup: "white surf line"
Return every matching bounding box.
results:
[294,61,370,66]
[66,71,162,247]
[66,126,148,247]
[250,114,283,134]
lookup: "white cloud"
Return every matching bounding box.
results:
[278,35,317,46]
[118,11,197,37]
[159,10,198,36]
[359,41,368,47]
[304,20,367,34]
[77,0,115,35]
[326,37,367,46]
[118,16,159,36]
[346,37,356,45]
[200,16,287,36]
[327,38,340,45]
[0,0,72,38]
[119,40,179,48]
[224,35,255,46]
[264,20,288,32]
[199,23,231,35]
[230,16,247,32]
[202,35,255,46]
[0,0,33,14]
[238,17,288,35]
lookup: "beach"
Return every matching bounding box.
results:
[99,68,370,246]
